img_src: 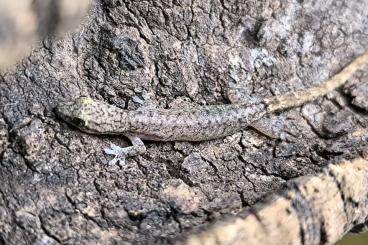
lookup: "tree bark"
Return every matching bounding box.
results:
[0,0,367,244]
[180,156,368,245]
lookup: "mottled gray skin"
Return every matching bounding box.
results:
[55,51,368,144]
[54,50,368,164]
[55,97,267,142]
[56,48,368,164]
[55,97,267,164]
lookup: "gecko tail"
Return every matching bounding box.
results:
[265,50,368,112]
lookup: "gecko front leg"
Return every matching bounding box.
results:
[104,134,146,165]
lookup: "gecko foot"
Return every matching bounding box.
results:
[104,143,128,166]
[103,136,146,166]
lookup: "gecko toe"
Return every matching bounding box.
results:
[104,143,123,155]
[104,144,128,166]
[104,148,116,155]
[108,156,126,166]
[108,157,119,166]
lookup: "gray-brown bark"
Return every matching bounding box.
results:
[0,0,367,244]
[179,156,368,245]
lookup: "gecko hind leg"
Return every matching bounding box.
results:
[248,119,280,139]
[104,134,146,166]
[227,87,279,138]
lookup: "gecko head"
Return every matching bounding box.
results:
[55,96,107,133]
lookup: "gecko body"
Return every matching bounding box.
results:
[55,98,266,164]
[55,51,368,164]
[55,98,267,141]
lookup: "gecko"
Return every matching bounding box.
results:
[55,51,368,165]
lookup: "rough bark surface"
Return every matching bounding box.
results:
[180,156,368,245]
[0,0,367,244]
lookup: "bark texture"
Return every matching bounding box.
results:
[0,0,368,244]
[180,155,368,245]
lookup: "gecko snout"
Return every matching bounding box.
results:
[54,97,95,127]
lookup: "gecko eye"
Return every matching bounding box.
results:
[71,117,86,127]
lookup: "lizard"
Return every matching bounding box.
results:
[55,50,368,165]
